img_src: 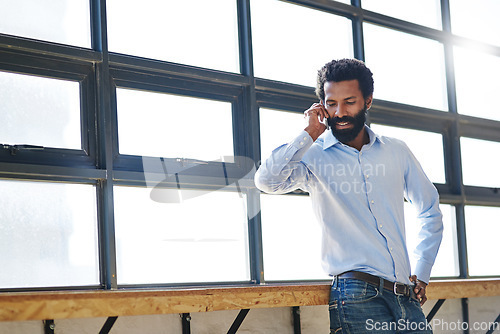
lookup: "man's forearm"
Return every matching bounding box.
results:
[254,131,313,194]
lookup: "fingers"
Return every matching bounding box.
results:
[413,281,427,306]
[414,284,425,297]
[420,294,428,306]
[409,275,428,306]
[304,103,329,122]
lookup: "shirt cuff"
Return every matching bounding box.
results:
[288,130,314,161]
[414,260,433,284]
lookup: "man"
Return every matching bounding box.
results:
[254,58,443,333]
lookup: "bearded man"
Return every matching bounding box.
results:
[255,58,443,334]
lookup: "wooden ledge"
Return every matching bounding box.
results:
[1,279,499,322]
[427,278,500,300]
[0,284,329,322]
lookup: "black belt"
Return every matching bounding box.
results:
[337,271,416,299]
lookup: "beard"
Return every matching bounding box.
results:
[327,105,367,144]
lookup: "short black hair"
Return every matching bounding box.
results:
[315,58,374,101]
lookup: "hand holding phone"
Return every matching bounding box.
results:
[304,101,329,141]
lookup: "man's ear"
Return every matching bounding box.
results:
[365,95,373,110]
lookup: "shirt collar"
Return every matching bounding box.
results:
[322,125,385,150]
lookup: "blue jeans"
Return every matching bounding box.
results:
[329,278,432,333]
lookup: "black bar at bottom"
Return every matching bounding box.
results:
[426,299,446,322]
[485,313,500,334]
[99,316,118,334]
[292,306,301,334]
[227,309,250,334]
[181,313,191,334]
[43,319,55,334]
[462,298,469,334]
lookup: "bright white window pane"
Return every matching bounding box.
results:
[259,108,329,280]
[454,47,500,121]
[0,0,90,47]
[261,194,330,281]
[251,0,353,86]
[450,0,500,47]
[0,181,98,288]
[461,137,500,188]
[0,71,81,149]
[405,203,459,278]
[117,88,234,160]
[465,206,500,276]
[259,108,305,161]
[362,0,441,29]
[370,124,445,184]
[114,186,250,284]
[364,24,448,111]
[107,0,239,73]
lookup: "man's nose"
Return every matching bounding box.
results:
[334,105,348,118]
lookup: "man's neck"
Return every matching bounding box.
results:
[344,127,369,151]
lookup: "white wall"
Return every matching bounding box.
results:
[0,306,328,334]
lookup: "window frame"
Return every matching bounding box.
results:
[0,0,499,293]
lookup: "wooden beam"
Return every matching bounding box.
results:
[0,279,499,322]
[0,284,329,322]
[426,279,500,300]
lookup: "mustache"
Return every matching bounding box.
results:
[327,116,356,126]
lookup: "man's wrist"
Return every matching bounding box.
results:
[304,125,324,141]
[416,279,427,286]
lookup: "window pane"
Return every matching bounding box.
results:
[465,206,500,276]
[117,88,234,160]
[370,124,445,184]
[114,186,250,284]
[259,108,328,280]
[362,0,441,29]
[251,0,353,86]
[460,137,500,188]
[107,0,239,73]
[405,203,459,278]
[364,24,448,111]
[259,108,305,161]
[0,0,90,47]
[0,181,98,288]
[454,47,500,121]
[450,0,500,47]
[261,194,330,281]
[0,71,81,149]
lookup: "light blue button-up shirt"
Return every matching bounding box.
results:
[255,126,443,284]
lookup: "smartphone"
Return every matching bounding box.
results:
[321,116,330,130]
[319,101,330,130]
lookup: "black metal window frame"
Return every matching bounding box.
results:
[0,0,499,293]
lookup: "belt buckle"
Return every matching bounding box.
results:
[393,282,405,296]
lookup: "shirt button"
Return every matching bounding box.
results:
[379,224,383,228]
[371,200,374,204]
[285,157,289,161]
[299,142,304,145]
[366,175,370,179]
[390,247,393,251]
[303,137,308,141]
